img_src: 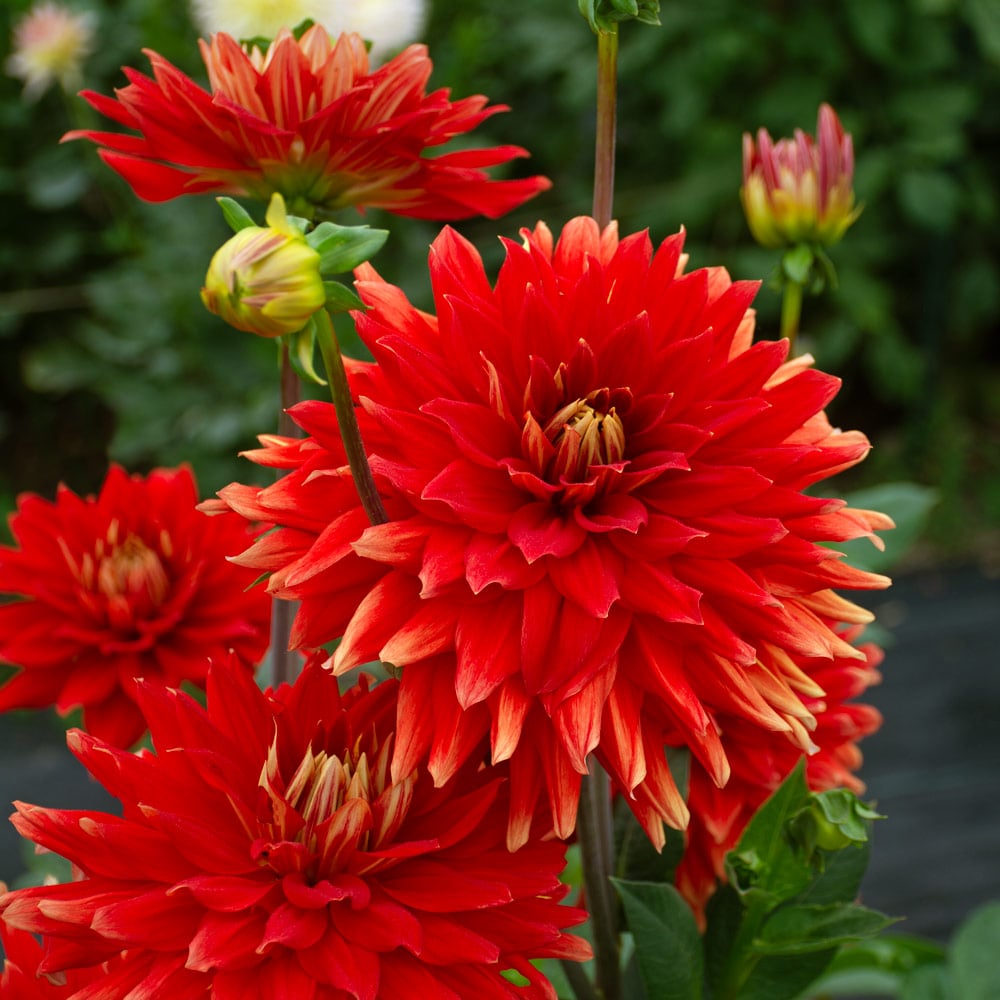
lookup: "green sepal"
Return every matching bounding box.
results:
[285,318,327,386]
[323,280,365,314]
[216,197,257,233]
[307,222,389,276]
[788,789,883,865]
[241,19,315,51]
[776,243,839,296]
[579,0,660,33]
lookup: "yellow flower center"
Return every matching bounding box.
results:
[545,390,626,482]
[95,528,170,610]
[253,733,414,881]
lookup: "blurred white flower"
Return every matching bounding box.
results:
[5,1,95,101]
[190,0,427,62]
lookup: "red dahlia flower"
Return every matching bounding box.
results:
[215,217,892,849]
[0,465,270,748]
[64,25,550,220]
[676,625,884,919]
[0,659,590,998]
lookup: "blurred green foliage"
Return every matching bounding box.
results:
[1,0,998,550]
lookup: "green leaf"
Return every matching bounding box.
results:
[216,197,258,233]
[323,281,366,314]
[733,949,838,1000]
[900,964,952,1000]
[808,934,947,997]
[307,223,388,275]
[725,759,814,907]
[754,902,895,955]
[612,879,703,1000]
[949,901,1000,999]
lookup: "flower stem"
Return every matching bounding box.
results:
[316,309,388,527]
[592,26,619,229]
[780,276,805,351]
[270,343,302,688]
[578,765,620,1000]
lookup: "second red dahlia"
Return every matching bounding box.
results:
[0,464,270,748]
[0,659,589,997]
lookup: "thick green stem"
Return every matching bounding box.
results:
[316,309,388,527]
[270,343,303,688]
[780,277,805,351]
[592,27,619,229]
[578,766,620,1000]
[574,23,623,1000]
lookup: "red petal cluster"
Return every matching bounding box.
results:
[64,26,550,219]
[217,217,892,849]
[0,921,114,997]
[0,465,270,748]
[676,625,884,919]
[0,659,589,998]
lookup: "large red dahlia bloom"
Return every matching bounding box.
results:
[0,465,270,748]
[64,25,550,219]
[0,659,589,998]
[216,218,892,849]
[675,625,884,919]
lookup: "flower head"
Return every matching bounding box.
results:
[216,217,893,850]
[190,0,426,63]
[5,1,94,101]
[202,193,325,337]
[0,465,270,748]
[0,658,590,997]
[742,103,861,249]
[676,626,884,919]
[64,25,550,220]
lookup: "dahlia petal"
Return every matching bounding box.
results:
[411,913,501,964]
[423,460,523,533]
[335,573,419,672]
[546,537,621,618]
[508,502,587,562]
[553,667,615,772]
[380,600,457,668]
[454,599,522,708]
[298,931,380,1000]
[381,860,513,911]
[331,892,422,953]
[465,533,542,593]
[391,664,437,782]
[91,889,200,949]
[618,560,704,623]
[490,677,532,764]
[170,875,275,912]
[378,954,461,1000]
[261,901,328,950]
[599,680,648,793]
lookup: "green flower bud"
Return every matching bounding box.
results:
[201,193,325,338]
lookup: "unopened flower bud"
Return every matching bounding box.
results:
[201,193,325,338]
[741,103,862,249]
